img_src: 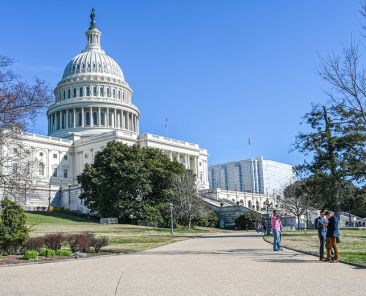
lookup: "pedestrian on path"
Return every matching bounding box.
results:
[314,210,328,261]
[256,222,262,234]
[324,211,340,263]
[271,210,282,251]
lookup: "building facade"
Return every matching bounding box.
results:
[208,156,294,195]
[0,11,209,212]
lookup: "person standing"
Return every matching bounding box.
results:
[271,210,282,251]
[314,210,328,261]
[325,211,340,263]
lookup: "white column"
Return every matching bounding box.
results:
[122,111,125,129]
[114,109,117,128]
[90,107,93,127]
[169,151,173,161]
[106,108,109,127]
[81,107,85,127]
[98,107,101,127]
[58,111,62,130]
[73,109,76,128]
[66,110,69,129]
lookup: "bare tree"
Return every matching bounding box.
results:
[281,181,310,230]
[0,55,52,203]
[172,170,206,229]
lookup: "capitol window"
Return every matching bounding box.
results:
[53,153,57,159]
[113,89,116,98]
[86,87,90,96]
[63,169,68,178]
[73,88,76,97]
[100,87,104,96]
[79,87,83,97]
[93,86,97,96]
[86,112,90,126]
[101,112,105,125]
[68,89,71,99]
[52,168,57,177]
[38,162,45,176]
[93,112,98,125]
[63,155,67,161]
[107,88,110,97]
[63,91,65,100]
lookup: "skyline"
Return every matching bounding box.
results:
[1,0,363,165]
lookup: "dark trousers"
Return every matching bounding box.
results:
[318,232,326,259]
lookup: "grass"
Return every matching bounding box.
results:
[264,229,366,267]
[25,212,226,254]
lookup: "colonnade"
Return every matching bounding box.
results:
[48,107,139,134]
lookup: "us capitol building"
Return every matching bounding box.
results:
[8,10,209,212]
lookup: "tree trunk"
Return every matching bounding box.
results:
[297,215,301,230]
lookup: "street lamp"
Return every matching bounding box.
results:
[68,184,71,208]
[263,198,273,235]
[169,202,174,235]
[48,183,51,207]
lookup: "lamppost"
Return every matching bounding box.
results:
[48,183,51,207]
[68,184,71,208]
[263,198,273,235]
[169,202,174,235]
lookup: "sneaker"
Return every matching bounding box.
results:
[331,259,339,263]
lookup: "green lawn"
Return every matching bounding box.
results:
[264,229,366,267]
[25,212,226,253]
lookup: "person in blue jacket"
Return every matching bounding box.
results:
[314,210,328,261]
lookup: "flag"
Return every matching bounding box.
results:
[248,138,251,145]
[165,117,168,128]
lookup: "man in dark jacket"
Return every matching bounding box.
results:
[324,211,340,263]
[314,210,327,261]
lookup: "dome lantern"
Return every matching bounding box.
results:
[83,8,103,53]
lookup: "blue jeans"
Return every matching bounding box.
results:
[318,232,326,259]
[273,230,281,251]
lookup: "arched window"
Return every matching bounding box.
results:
[100,87,104,96]
[86,87,90,96]
[85,112,90,126]
[68,89,71,99]
[93,87,97,96]
[93,112,98,125]
[73,88,76,97]
[78,112,82,126]
[63,91,66,100]
[118,90,121,99]
[79,87,83,97]
[38,162,45,176]
[113,89,116,98]
[107,88,110,97]
[101,112,105,125]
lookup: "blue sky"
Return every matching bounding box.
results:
[0,1,363,165]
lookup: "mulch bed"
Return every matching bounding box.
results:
[0,255,77,266]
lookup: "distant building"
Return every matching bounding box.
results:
[208,156,294,195]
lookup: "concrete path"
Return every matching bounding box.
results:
[0,233,365,296]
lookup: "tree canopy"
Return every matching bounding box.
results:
[77,141,185,224]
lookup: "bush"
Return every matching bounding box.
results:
[44,233,65,251]
[235,211,262,230]
[23,250,39,260]
[197,210,219,228]
[67,233,94,253]
[23,237,45,251]
[90,236,109,253]
[55,249,73,257]
[39,248,55,257]
[0,198,29,254]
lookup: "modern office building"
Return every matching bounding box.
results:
[208,156,295,195]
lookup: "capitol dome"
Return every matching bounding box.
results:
[47,9,139,139]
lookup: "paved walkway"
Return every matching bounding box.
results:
[0,233,365,296]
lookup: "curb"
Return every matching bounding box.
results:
[262,236,366,269]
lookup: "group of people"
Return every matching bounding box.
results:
[269,209,340,262]
[315,210,340,263]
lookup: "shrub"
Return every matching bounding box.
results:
[23,237,45,251]
[55,249,73,257]
[67,233,94,253]
[44,233,65,251]
[90,236,109,253]
[235,211,262,230]
[0,198,29,254]
[39,248,55,257]
[23,250,39,260]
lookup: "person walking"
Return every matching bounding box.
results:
[314,210,328,261]
[271,210,282,251]
[324,211,340,263]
